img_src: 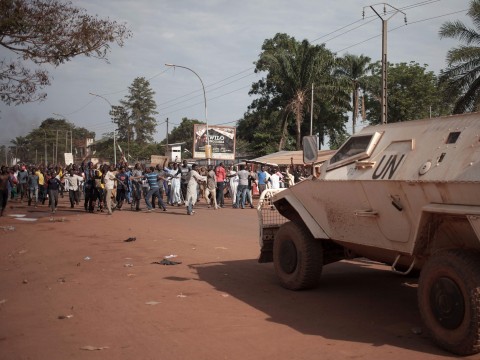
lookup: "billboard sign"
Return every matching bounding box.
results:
[193,125,236,160]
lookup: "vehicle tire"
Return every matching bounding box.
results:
[418,249,480,355]
[273,221,323,290]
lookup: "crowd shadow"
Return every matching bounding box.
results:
[189,258,453,357]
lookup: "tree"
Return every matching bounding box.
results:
[18,118,95,164]
[244,33,349,153]
[160,117,204,158]
[110,105,131,143]
[251,33,341,150]
[119,77,158,144]
[236,109,289,157]
[364,61,452,124]
[10,135,29,162]
[439,0,480,113]
[0,0,131,105]
[334,54,372,134]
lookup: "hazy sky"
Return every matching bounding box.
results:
[0,0,470,148]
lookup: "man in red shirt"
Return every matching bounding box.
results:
[215,163,226,208]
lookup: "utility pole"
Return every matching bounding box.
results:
[113,129,117,165]
[166,118,169,147]
[310,83,314,136]
[363,3,406,125]
[55,130,59,164]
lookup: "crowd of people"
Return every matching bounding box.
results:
[0,159,308,217]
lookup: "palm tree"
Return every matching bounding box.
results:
[439,0,480,113]
[256,35,336,150]
[10,136,29,162]
[335,54,371,134]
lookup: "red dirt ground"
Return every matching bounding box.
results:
[0,195,471,360]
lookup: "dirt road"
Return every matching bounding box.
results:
[0,197,469,359]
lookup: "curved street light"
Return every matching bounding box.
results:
[89,93,120,164]
[165,63,210,161]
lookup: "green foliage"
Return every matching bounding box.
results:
[10,118,94,164]
[0,0,131,105]
[364,61,452,124]
[109,105,130,143]
[439,0,480,113]
[238,33,349,155]
[119,77,158,144]
[334,53,372,134]
[249,33,347,150]
[159,117,204,158]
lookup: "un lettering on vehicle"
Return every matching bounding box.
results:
[372,153,406,180]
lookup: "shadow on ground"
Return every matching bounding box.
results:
[190,258,452,357]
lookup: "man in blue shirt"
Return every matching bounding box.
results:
[257,165,269,196]
[135,167,167,212]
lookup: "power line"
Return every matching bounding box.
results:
[310,0,440,44]
[153,1,449,116]
[48,0,461,133]
[158,85,251,118]
[335,8,468,53]
[157,71,256,112]
[157,67,255,106]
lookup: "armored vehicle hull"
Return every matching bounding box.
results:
[259,113,480,355]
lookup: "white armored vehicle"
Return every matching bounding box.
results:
[258,113,480,355]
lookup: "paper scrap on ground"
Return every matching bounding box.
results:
[145,301,161,305]
[58,314,74,319]
[80,345,109,351]
[8,214,25,218]
[151,259,182,265]
[16,218,37,222]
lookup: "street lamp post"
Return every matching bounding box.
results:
[165,63,210,162]
[89,93,118,164]
[113,128,119,165]
[40,128,47,166]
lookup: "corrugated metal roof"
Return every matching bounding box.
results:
[248,150,336,166]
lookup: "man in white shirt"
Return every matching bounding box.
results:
[269,168,281,189]
[104,165,117,215]
[64,169,83,208]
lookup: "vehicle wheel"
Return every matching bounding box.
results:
[273,221,323,290]
[418,249,480,355]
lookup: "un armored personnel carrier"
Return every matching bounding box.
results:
[258,113,480,355]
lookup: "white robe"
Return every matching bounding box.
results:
[228,170,238,204]
[185,170,206,207]
[166,167,182,204]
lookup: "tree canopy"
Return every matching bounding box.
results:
[0,0,131,105]
[119,77,158,144]
[334,54,372,134]
[159,117,204,159]
[439,0,480,113]
[239,33,349,154]
[364,61,453,124]
[7,118,94,165]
